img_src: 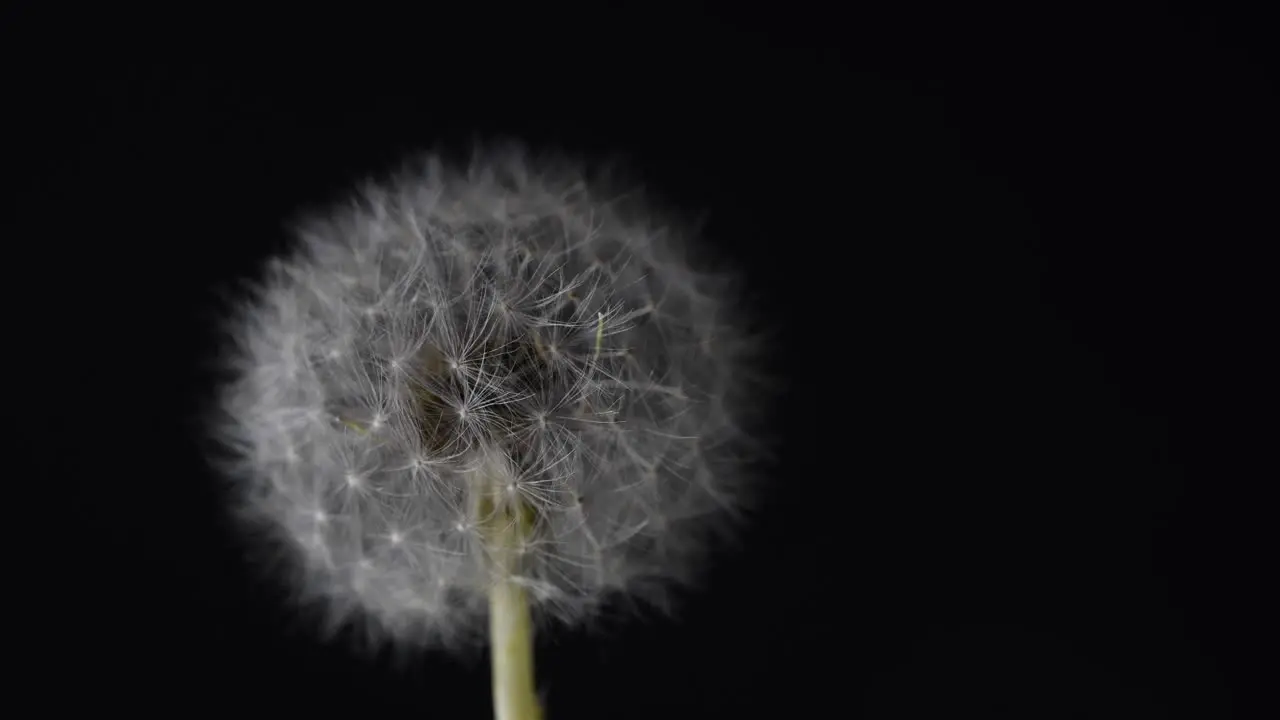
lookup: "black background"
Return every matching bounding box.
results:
[18,3,1273,717]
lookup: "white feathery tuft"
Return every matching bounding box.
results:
[213,142,766,650]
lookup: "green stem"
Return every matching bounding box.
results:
[489,544,541,720]
[480,457,543,720]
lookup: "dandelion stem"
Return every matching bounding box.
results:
[489,545,540,720]
[480,456,543,720]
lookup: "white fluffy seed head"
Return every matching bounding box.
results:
[211,142,768,651]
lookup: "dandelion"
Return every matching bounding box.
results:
[212,141,767,719]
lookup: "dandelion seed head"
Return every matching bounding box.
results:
[213,141,769,650]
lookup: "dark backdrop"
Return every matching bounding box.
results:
[17,4,1272,717]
